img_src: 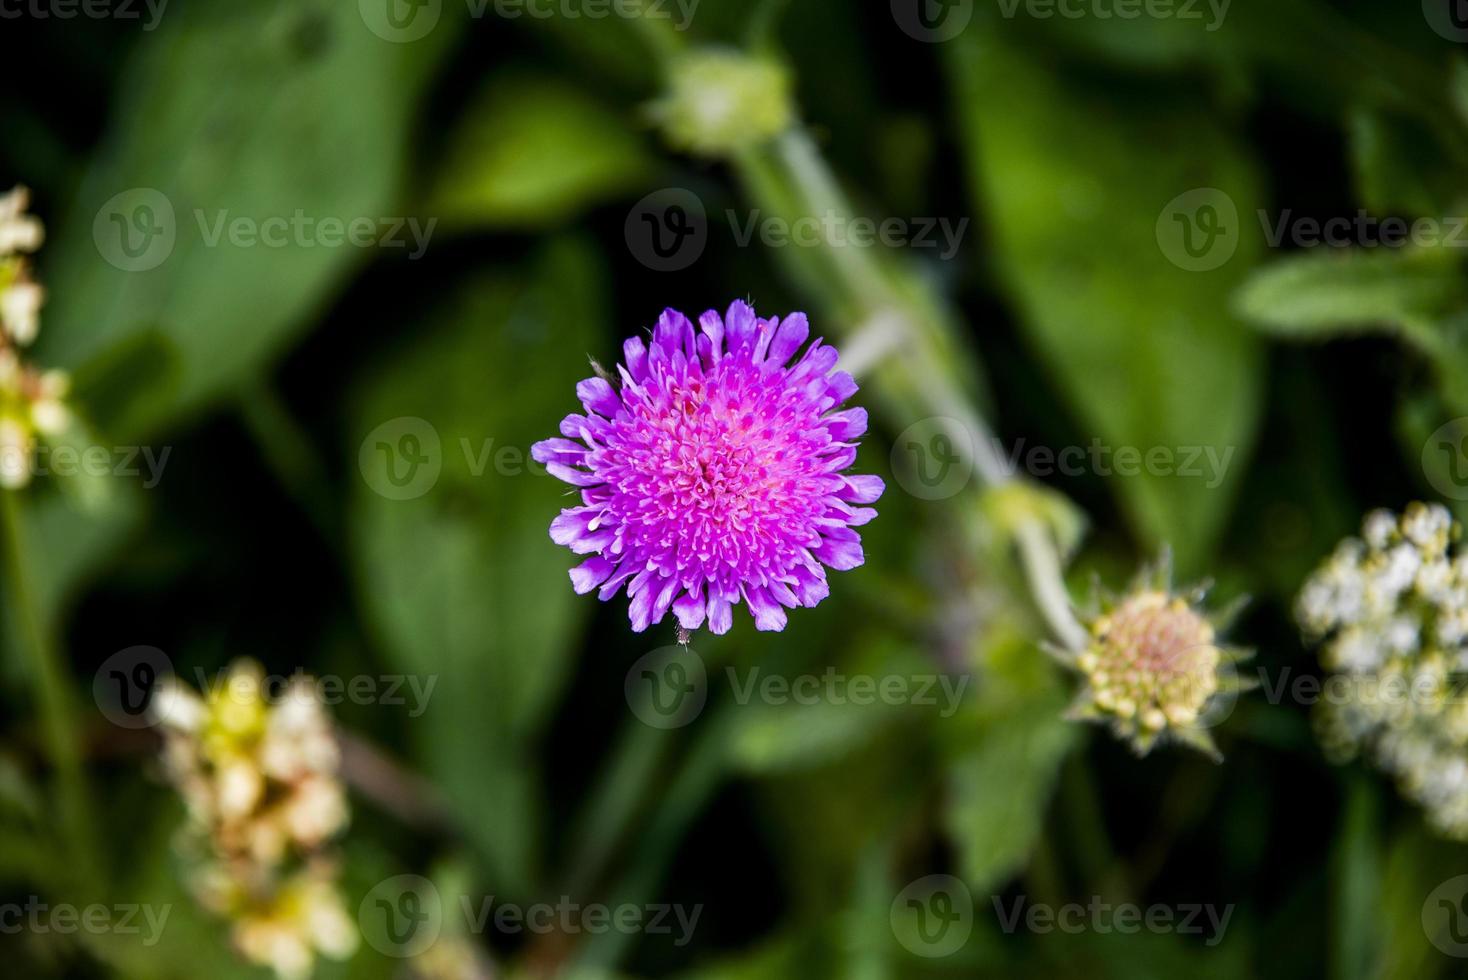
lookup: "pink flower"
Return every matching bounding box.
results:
[533,301,883,633]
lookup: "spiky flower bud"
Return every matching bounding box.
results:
[1298,503,1468,839]
[1066,555,1250,760]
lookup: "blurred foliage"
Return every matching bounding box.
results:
[1,0,1468,978]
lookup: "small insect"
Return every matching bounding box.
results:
[676,625,693,648]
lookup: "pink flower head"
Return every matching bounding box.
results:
[532,301,884,634]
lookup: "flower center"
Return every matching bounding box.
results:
[604,366,827,570]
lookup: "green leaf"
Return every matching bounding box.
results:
[947,36,1264,571]
[728,638,933,775]
[1330,776,1382,980]
[1234,247,1465,348]
[347,236,606,897]
[942,694,1076,892]
[39,1,454,435]
[1349,108,1465,219]
[429,72,651,229]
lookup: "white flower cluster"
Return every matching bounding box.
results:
[1297,503,1468,839]
[0,186,70,490]
[0,186,45,345]
[153,660,357,979]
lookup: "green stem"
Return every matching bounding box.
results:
[557,640,732,901]
[566,701,735,973]
[0,490,99,892]
[739,128,1088,652]
[558,718,673,898]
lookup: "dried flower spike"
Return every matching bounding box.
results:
[0,186,71,490]
[534,301,883,634]
[153,660,357,979]
[1065,553,1251,760]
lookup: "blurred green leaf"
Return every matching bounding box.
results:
[1350,109,1464,219]
[348,235,605,897]
[2,488,139,642]
[948,36,1264,571]
[728,637,934,775]
[1331,776,1382,980]
[40,1,454,435]
[1235,247,1465,346]
[429,72,652,230]
[942,693,1075,893]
